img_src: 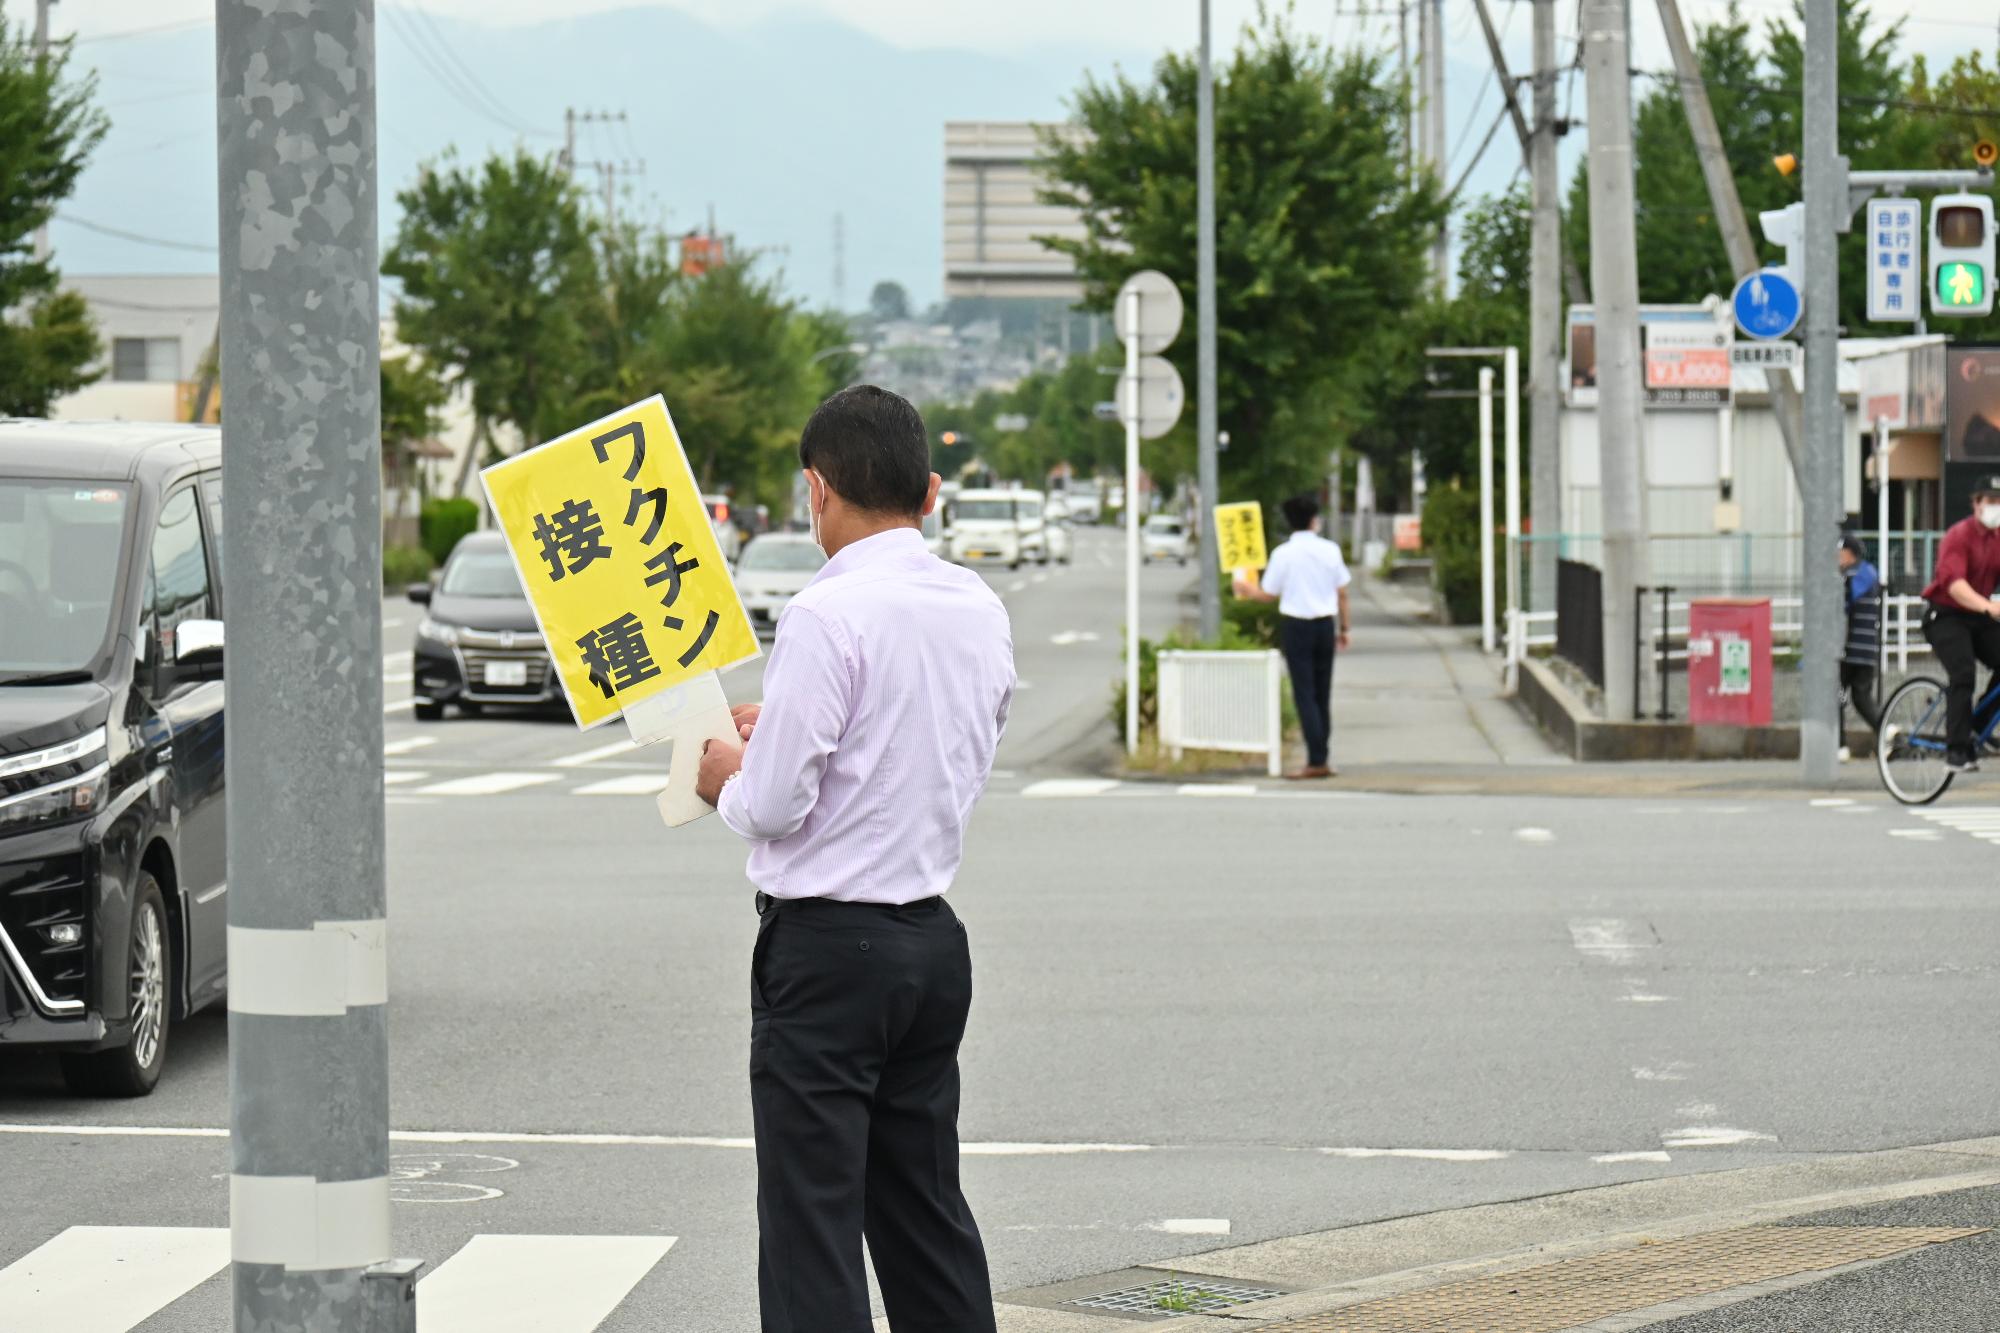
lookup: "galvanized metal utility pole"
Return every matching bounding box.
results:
[1799,0,1843,783]
[216,2,417,1329]
[1426,0,1449,284]
[1581,0,1649,721]
[1196,0,1221,640]
[1529,0,1560,614]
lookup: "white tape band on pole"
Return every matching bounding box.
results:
[229,1175,390,1271]
[226,920,388,1016]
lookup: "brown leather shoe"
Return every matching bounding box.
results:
[1284,765,1334,780]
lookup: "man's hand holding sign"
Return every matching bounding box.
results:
[481,395,759,825]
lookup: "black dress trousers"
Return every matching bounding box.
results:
[749,894,997,1333]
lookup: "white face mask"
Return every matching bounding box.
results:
[1980,502,2000,530]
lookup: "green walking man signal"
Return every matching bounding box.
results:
[1929,194,1996,318]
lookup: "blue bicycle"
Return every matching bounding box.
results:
[1876,672,2000,804]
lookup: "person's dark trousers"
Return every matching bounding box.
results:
[750,893,996,1333]
[1839,661,1882,735]
[1278,614,1337,767]
[1922,606,2000,758]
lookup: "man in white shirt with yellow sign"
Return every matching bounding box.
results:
[1234,494,1351,778]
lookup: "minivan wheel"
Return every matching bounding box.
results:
[61,875,170,1098]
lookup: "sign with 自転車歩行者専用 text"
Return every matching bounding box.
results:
[1213,501,1267,574]
[1867,198,1922,323]
[480,395,759,729]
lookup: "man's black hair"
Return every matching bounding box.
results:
[798,384,931,516]
[1281,493,1320,533]
[1839,534,1867,558]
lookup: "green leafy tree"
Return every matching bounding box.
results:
[1038,7,1442,513]
[868,280,909,322]
[0,22,106,416]
[384,150,600,489]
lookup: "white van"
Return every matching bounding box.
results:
[948,489,1025,568]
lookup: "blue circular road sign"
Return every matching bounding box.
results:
[1732,269,1802,340]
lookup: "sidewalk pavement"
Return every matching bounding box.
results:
[1325,576,1564,772]
[921,1136,2000,1331]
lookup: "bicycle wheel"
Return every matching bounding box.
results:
[1876,675,1955,806]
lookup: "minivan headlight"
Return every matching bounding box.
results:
[417,617,462,646]
[0,763,110,832]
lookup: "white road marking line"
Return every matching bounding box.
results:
[0,1123,1154,1154]
[383,736,437,757]
[1888,828,1944,840]
[1176,784,1259,797]
[1810,797,1856,807]
[1568,919,1655,964]
[418,1234,676,1333]
[387,796,437,806]
[1014,679,1034,690]
[1594,1151,1672,1164]
[0,1226,229,1333]
[1319,1147,1511,1162]
[383,617,406,629]
[1006,580,1029,593]
[383,771,432,787]
[384,671,414,685]
[1515,827,1556,843]
[1675,1101,1721,1118]
[1149,1219,1231,1235]
[1031,573,1048,585]
[1049,630,1101,645]
[573,773,669,796]
[1834,805,1875,815]
[1662,1125,1775,1148]
[385,698,415,713]
[1632,1064,1690,1081]
[553,738,642,768]
[1618,990,1675,1004]
[415,771,563,797]
[1023,778,1121,798]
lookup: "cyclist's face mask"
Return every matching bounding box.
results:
[1980,500,2000,529]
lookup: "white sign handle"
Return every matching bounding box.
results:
[622,672,737,827]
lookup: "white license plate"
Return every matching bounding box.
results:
[485,660,529,687]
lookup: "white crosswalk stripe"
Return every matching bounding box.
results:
[384,736,437,757]
[0,1226,229,1333]
[572,772,669,796]
[414,771,564,797]
[1912,806,2000,844]
[0,1228,675,1333]
[384,770,432,786]
[417,1234,676,1333]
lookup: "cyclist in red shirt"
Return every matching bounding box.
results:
[1920,474,2000,770]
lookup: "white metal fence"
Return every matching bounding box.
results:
[1157,649,1284,776]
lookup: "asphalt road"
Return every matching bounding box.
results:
[3,524,1997,1332]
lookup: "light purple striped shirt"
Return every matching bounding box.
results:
[717,526,1015,902]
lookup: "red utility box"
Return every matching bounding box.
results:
[1686,598,1773,726]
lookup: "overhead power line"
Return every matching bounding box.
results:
[1633,68,2000,122]
[57,213,216,252]
[379,2,552,141]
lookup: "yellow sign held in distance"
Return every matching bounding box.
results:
[481,395,759,729]
[1213,501,1268,573]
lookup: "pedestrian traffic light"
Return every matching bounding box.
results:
[1929,193,1995,317]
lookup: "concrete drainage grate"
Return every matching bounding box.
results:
[1265,1225,1988,1332]
[1067,1275,1289,1318]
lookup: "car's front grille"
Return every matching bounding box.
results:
[0,852,89,1009]
[459,647,554,696]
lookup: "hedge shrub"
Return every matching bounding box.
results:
[419,497,480,568]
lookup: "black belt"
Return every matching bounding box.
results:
[756,891,943,916]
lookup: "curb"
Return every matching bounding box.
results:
[985,1137,2000,1329]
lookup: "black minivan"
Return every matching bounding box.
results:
[0,420,228,1095]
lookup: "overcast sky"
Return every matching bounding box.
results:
[46,0,2000,70]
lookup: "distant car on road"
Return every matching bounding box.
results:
[1142,514,1193,565]
[948,489,1026,569]
[0,420,228,1096]
[1066,489,1102,523]
[733,533,828,636]
[407,532,561,720]
[921,507,949,561]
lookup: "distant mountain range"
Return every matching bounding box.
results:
[54,5,1506,312]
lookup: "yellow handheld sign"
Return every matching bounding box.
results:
[1213,501,1268,573]
[481,395,759,728]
